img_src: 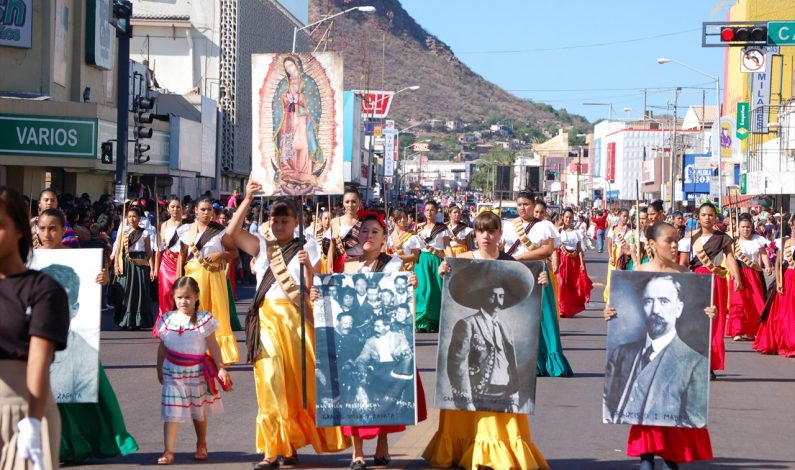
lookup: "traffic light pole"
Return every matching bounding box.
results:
[115,30,130,202]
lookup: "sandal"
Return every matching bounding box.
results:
[254,458,280,470]
[194,442,208,460]
[157,451,174,465]
[350,459,367,470]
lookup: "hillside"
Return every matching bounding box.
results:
[308,0,589,133]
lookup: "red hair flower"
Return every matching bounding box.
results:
[357,209,387,229]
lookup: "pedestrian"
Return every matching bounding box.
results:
[592,209,608,253]
[34,207,140,463]
[226,190,239,210]
[325,188,363,273]
[605,221,715,470]
[753,212,795,356]
[424,210,549,470]
[326,211,427,470]
[557,208,593,317]
[414,200,453,333]
[728,213,771,341]
[604,209,634,305]
[111,205,155,330]
[447,204,473,256]
[227,178,348,469]
[155,276,232,464]
[576,214,593,251]
[500,193,572,377]
[176,196,240,365]
[306,208,331,273]
[154,196,183,327]
[0,186,69,470]
[678,202,743,379]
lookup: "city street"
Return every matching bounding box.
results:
[89,249,795,470]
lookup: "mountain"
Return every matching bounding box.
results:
[308,0,589,133]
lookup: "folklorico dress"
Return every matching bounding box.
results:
[414,222,452,332]
[324,218,362,273]
[753,241,795,357]
[386,229,421,271]
[338,253,428,441]
[247,233,348,458]
[423,251,549,470]
[603,225,634,304]
[156,223,182,322]
[156,311,224,422]
[448,222,472,257]
[679,231,733,371]
[178,222,240,365]
[557,229,593,318]
[501,218,573,377]
[113,225,153,329]
[728,235,769,338]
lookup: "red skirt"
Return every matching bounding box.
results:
[154,249,179,337]
[727,266,766,337]
[557,250,592,317]
[753,268,795,357]
[694,267,728,371]
[342,369,428,439]
[627,425,713,463]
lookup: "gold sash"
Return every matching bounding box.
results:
[263,231,303,309]
[693,236,728,276]
[512,217,538,252]
[733,241,763,272]
[418,223,446,259]
[187,223,226,273]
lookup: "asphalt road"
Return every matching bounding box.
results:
[85,248,795,469]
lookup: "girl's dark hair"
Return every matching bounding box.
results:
[516,191,533,202]
[38,188,58,201]
[473,211,501,232]
[166,194,181,206]
[172,276,201,324]
[0,186,34,262]
[698,201,717,214]
[673,211,683,218]
[448,204,460,213]
[39,208,66,227]
[618,208,629,217]
[645,222,676,242]
[270,198,299,218]
[393,209,407,220]
[127,206,142,218]
[563,208,575,216]
[534,198,548,209]
[738,213,754,224]
[650,200,665,213]
[424,199,439,210]
[343,188,361,200]
[196,195,214,207]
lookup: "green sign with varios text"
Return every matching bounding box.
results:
[736,102,749,140]
[768,21,795,45]
[0,114,97,158]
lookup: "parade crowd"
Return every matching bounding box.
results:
[0,181,792,470]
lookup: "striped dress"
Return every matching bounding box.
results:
[156,310,224,422]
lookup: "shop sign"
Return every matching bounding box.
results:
[0,0,32,48]
[0,114,97,158]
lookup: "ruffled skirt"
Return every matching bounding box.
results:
[537,265,573,377]
[1,360,60,470]
[557,251,593,318]
[627,425,713,463]
[184,258,240,365]
[161,358,223,423]
[753,268,795,357]
[59,365,139,462]
[727,266,766,338]
[423,410,549,470]
[414,252,443,332]
[694,267,728,370]
[254,299,349,458]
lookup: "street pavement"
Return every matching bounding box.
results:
[87,248,795,469]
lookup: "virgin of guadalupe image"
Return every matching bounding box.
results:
[272,55,327,191]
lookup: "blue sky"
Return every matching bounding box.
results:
[400,0,732,123]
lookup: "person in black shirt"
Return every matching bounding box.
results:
[0,186,70,470]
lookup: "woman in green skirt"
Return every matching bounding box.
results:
[414,200,453,332]
[112,205,155,329]
[34,208,139,463]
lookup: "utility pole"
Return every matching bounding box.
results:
[112,1,133,202]
[670,87,681,211]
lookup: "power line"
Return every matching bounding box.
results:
[457,28,699,54]
[505,83,717,93]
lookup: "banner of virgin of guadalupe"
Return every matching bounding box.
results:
[251,53,344,196]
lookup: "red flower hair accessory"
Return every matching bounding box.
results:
[357,209,387,229]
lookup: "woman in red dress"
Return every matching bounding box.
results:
[728,213,771,341]
[678,202,743,378]
[606,222,714,469]
[557,208,592,317]
[753,213,795,357]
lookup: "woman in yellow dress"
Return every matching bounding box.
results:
[177,196,240,365]
[423,211,549,470]
[447,204,473,257]
[603,208,633,304]
[227,177,348,469]
[387,209,421,270]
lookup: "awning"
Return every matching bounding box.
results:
[722,194,770,208]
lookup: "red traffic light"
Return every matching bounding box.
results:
[719,25,766,44]
[720,27,735,41]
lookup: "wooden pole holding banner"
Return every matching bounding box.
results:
[778,205,784,294]
[635,180,641,262]
[297,195,307,410]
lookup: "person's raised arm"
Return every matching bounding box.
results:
[226,175,262,257]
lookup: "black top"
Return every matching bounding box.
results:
[0,270,70,360]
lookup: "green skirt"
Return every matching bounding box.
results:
[227,278,243,331]
[59,364,139,463]
[414,251,443,332]
[537,264,574,377]
[115,253,153,329]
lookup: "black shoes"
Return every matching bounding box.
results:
[350,459,367,470]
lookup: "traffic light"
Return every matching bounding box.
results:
[720,25,767,45]
[111,0,132,36]
[101,141,113,164]
[133,95,155,163]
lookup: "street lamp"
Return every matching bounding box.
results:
[583,102,616,121]
[292,5,375,53]
[657,57,722,208]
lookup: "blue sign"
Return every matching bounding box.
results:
[682,153,715,195]
[606,189,619,200]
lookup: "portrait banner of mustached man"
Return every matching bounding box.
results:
[252,53,344,196]
[29,248,104,403]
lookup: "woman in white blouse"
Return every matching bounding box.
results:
[728,213,771,341]
[414,200,453,333]
[556,208,593,318]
